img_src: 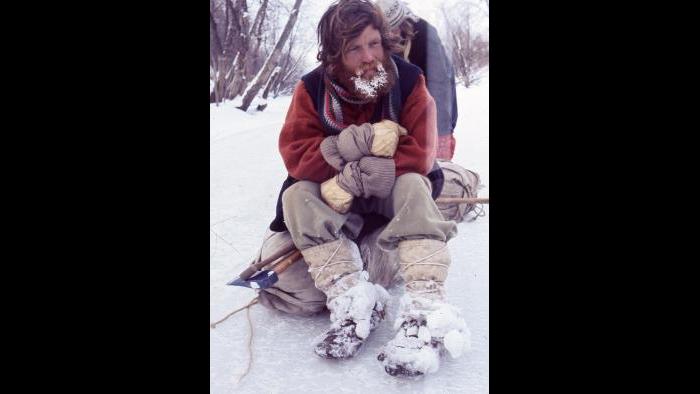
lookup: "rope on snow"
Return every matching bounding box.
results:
[210,297,259,383]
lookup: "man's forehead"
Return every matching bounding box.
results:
[348,26,381,44]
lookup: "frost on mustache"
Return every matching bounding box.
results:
[350,63,387,99]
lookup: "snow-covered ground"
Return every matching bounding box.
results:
[210,73,488,393]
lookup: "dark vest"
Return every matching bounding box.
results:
[269,55,444,232]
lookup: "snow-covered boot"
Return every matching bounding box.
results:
[301,236,390,359]
[378,239,471,377]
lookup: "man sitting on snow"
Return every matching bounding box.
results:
[266,0,469,377]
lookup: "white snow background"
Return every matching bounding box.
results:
[210,71,489,393]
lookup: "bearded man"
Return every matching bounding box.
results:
[262,0,470,377]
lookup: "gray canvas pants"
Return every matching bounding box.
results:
[283,173,458,251]
[257,173,458,316]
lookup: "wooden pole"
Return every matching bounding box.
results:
[435,197,489,204]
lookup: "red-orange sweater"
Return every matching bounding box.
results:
[278,74,437,183]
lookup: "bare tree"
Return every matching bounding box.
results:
[211,0,310,106]
[237,0,303,111]
[254,23,312,110]
[273,37,314,97]
[225,0,251,98]
[210,8,223,61]
[440,0,489,87]
[210,4,224,104]
[210,0,252,103]
[255,67,280,111]
[249,0,269,64]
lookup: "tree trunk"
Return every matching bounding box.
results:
[224,0,250,99]
[210,9,223,60]
[227,53,248,98]
[238,0,303,111]
[256,67,281,111]
[271,63,286,97]
[274,40,306,96]
[210,3,225,104]
[248,0,269,67]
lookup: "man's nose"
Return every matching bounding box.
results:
[360,47,374,63]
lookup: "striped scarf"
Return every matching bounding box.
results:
[321,57,400,135]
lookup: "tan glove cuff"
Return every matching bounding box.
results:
[320,177,354,213]
[370,120,408,157]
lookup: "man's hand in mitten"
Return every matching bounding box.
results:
[336,156,396,199]
[336,120,408,161]
[319,135,345,171]
[320,156,396,213]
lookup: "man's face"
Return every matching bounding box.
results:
[336,24,395,101]
[341,25,385,79]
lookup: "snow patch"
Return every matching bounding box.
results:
[444,328,470,358]
[398,294,472,359]
[327,279,389,339]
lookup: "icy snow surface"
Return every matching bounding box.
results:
[211,73,489,393]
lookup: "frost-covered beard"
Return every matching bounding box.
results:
[336,57,396,103]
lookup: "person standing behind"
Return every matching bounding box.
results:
[376,0,459,161]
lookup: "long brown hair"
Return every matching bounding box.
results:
[316,0,401,70]
[397,18,416,48]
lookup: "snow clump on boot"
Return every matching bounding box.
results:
[314,277,390,359]
[377,294,471,376]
